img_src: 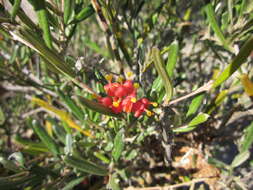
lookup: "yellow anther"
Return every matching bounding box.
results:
[133,83,140,89]
[131,97,137,103]
[113,101,120,107]
[145,110,153,117]
[105,74,113,82]
[117,76,124,83]
[151,102,158,107]
[126,71,133,78]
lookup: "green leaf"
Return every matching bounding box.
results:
[206,90,228,114]
[64,0,73,25]
[62,176,86,190]
[10,0,21,22]
[172,126,196,133]
[208,157,229,170]
[204,3,231,51]
[94,152,110,164]
[112,130,124,162]
[166,41,179,78]
[240,122,253,152]
[64,155,108,176]
[0,106,5,125]
[28,0,53,49]
[152,41,178,93]
[152,47,173,103]
[0,175,39,189]
[14,135,50,153]
[17,28,75,78]
[173,113,209,133]
[188,113,209,127]
[58,90,84,120]
[64,134,73,155]
[78,96,121,118]
[212,36,253,88]
[186,93,205,118]
[30,120,60,156]
[73,4,95,23]
[231,151,250,168]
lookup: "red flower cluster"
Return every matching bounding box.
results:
[99,75,157,117]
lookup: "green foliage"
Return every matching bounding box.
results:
[0,0,253,189]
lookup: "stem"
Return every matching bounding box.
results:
[167,80,213,106]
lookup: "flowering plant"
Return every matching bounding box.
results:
[98,74,157,117]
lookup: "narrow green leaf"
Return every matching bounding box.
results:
[152,47,173,103]
[51,121,67,144]
[208,157,229,170]
[186,93,205,118]
[64,0,72,25]
[172,126,196,133]
[62,176,86,190]
[64,155,108,176]
[173,113,209,133]
[28,0,53,49]
[112,130,124,162]
[94,152,110,164]
[213,36,253,88]
[166,41,179,78]
[18,28,75,77]
[0,175,38,189]
[30,120,60,156]
[206,90,228,114]
[204,3,231,51]
[14,135,49,150]
[64,134,73,155]
[188,113,209,127]
[58,90,84,120]
[231,151,250,168]
[240,122,253,152]
[0,106,5,125]
[152,41,178,93]
[10,0,21,21]
[73,4,95,23]
[78,96,121,118]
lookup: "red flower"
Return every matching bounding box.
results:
[122,95,136,113]
[99,97,112,107]
[104,83,120,97]
[123,80,135,94]
[99,76,157,117]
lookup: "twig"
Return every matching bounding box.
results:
[124,177,211,190]
[0,81,57,97]
[167,80,213,106]
[22,108,45,118]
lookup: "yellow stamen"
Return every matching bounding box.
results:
[131,97,137,103]
[117,76,124,83]
[105,74,113,82]
[151,102,158,107]
[133,83,140,89]
[126,71,133,78]
[113,101,120,107]
[145,110,153,117]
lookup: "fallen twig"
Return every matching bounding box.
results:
[124,177,211,190]
[168,80,213,106]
